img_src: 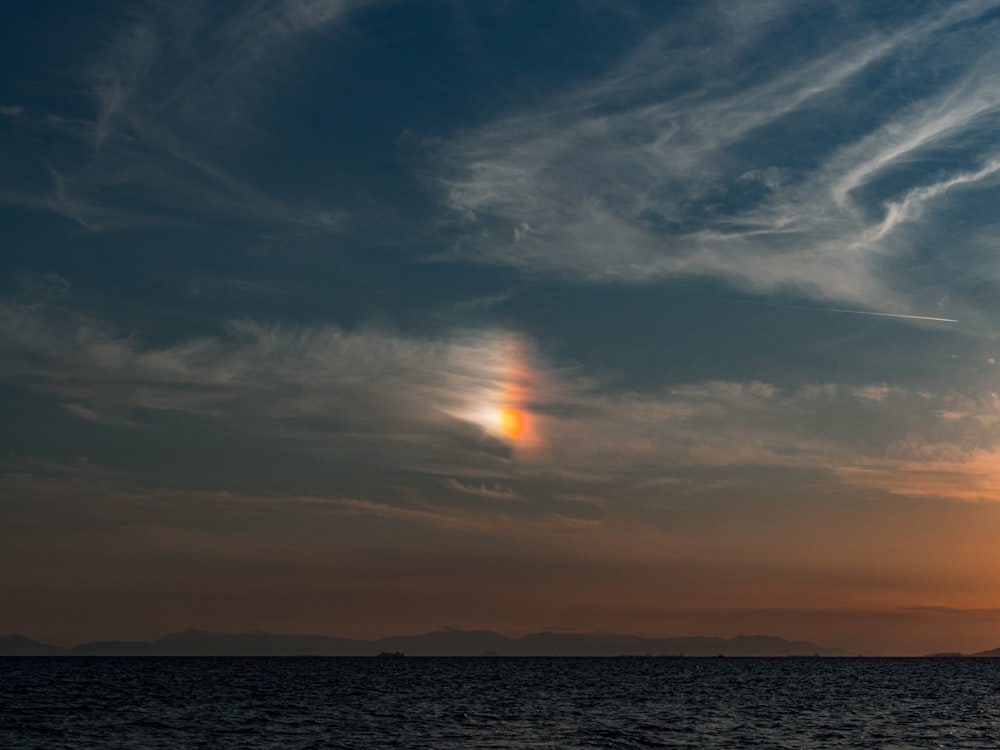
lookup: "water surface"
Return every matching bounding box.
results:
[3,657,999,748]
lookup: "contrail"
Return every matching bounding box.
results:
[710,296,960,323]
[823,308,958,323]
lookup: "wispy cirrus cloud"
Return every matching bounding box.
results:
[4,0,381,231]
[0,453,113,479]
[444,478,520,501]
[838,451,1000,503]
[439,0,1000,320]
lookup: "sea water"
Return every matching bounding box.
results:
[2,656,1000,748]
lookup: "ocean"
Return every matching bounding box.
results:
[2,656,999,748]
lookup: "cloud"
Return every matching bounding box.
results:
[311,495,594,537]
[219,0,373,62]
[0,454,113,479]
[831,386,1000,501]
[444,478,520,501]
[0,468,598,571]
[838,448,1000,503]
[3,0,379,231]
[0,301,540,477]
[438,1,1000,318]
[3,298,999,501]
[15,271,71,300]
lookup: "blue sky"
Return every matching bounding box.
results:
[4,0,1000,654]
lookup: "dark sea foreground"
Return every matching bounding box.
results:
[3,657,1000,749]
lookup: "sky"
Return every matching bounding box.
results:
[4,0,1000,656]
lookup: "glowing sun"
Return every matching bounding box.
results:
[500,408,526,439]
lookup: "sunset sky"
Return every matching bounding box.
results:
[5,0,1000,656]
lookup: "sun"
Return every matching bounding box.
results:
[500,408,526,439]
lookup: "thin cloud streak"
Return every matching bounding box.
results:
[821,309,958,324]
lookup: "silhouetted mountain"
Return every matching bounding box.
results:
[727,634,836,657]
[70,641,155,656]
[0,635,67,655]
[373,630,509,657]
[154,628,224,647]
[2,629,850,657]
[517,632,648,656]
[514,633,849,657]
[970,647,1000,657]
[151,631,366,656]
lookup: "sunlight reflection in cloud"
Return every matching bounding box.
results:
[449,331,540,451]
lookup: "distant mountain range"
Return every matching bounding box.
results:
[0,629,857,657]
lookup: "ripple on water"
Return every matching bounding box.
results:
[4,657,1000,749]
